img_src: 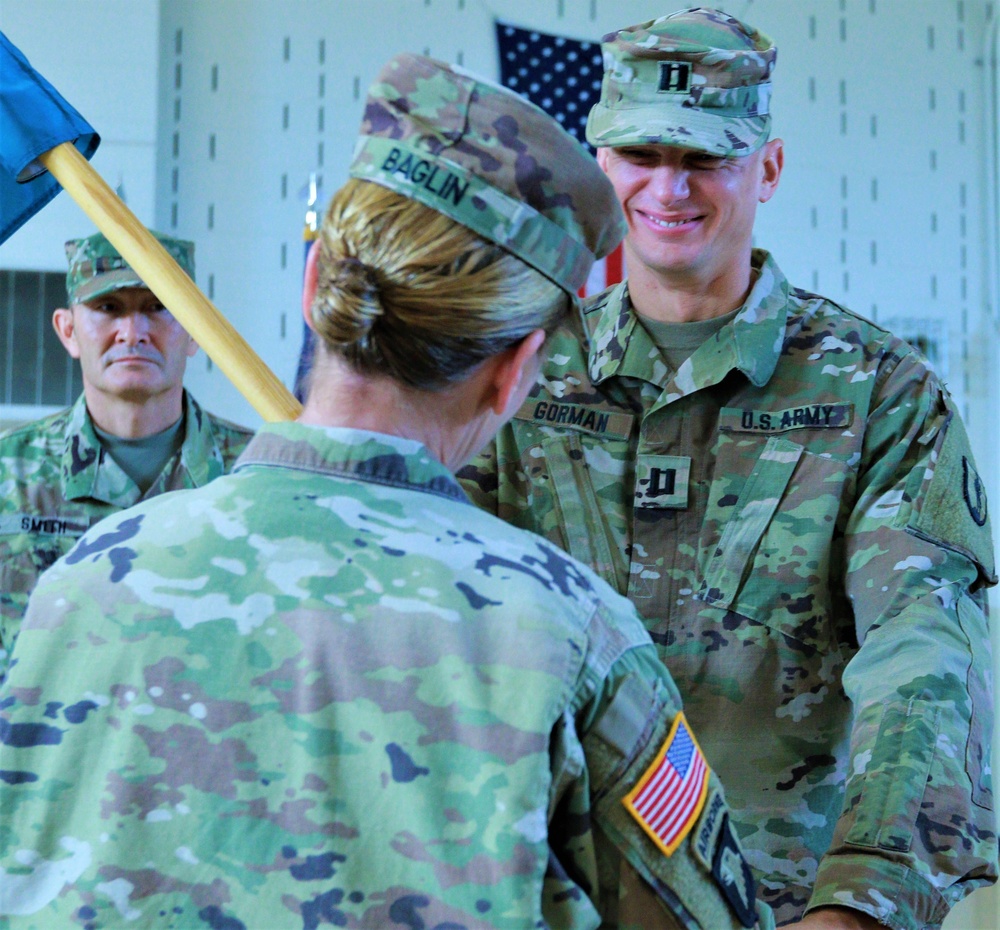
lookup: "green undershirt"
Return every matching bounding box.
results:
[94,415,185,495]
[637,306,741,372]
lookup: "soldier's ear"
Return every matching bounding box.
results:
[301,239,321,330]
[758,138,784,204]
[52,307,81,359]
[490,329,546,418]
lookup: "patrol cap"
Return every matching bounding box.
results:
[349,53,625,297]
[65,230,195,304]
[586,7,777,156]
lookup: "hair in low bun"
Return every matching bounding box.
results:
[307,178,569,392]
[312,255,384,349]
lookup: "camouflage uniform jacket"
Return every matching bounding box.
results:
[0,391,252,669]
[0,422,772,930]
[459,250,997,929]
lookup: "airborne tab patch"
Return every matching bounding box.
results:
[692,787,727,872]
[719,402,853,434]
[622,712,709,856]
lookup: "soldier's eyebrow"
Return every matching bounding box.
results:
[88,298,127,314]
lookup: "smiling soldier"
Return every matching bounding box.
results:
[0,230,252,671]
[460,7,997,929]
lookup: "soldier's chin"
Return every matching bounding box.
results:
[109,384,167,404]
[103,362,164,387]
[104,371,168,397]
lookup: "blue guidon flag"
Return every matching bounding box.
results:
[495,20,624,296]
[623,712,710,856]
[0,31,100,243]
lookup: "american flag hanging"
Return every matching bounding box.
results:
[495,20,624,296]
[623,712,710,856]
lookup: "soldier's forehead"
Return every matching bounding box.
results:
[79,287,157,306]
[607,142,736,157]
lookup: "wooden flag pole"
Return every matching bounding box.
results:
[38,141,302,422]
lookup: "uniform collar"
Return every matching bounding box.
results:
[588,250,789,393]
[175,391,224,488]
[60,394,115,503]
[235,422,469,505]
[60,391,220,504]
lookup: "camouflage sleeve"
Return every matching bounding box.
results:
[548,626,775,930]
[0,580,29,672]
[0,590,27,642]
[0,525,87,677]
[809,352,997,928]
[0,532,45,675]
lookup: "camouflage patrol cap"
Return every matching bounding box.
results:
[349,53,625,297]
[65,230,194,304]
[586,7,776,156]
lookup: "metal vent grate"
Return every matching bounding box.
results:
[0,270,82,410]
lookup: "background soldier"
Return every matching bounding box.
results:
[460,9,997,929]
[0,230,252,671]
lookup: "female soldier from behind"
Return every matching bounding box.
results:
[0,54,770,930]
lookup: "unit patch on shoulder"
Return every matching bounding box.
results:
[712,814,757,928]
[622,711,709,856]
[908,414,995,581]
[963,456,988,527]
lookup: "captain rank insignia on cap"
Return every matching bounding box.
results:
[622,711,709,855]
[658,61,692,93]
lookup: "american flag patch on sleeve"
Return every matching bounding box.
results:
[622,711,710,856]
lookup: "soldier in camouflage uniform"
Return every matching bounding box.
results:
[458,9,997,930]
[0,230,252,673]
[0,54,770,929]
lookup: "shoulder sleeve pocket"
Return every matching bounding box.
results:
[845,699,941,850]
[958,594,994,811]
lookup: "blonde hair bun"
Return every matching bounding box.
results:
[317,256,384,347]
